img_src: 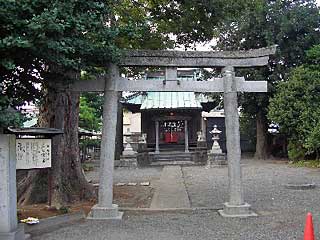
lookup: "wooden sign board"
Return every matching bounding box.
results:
[16,138,51,169]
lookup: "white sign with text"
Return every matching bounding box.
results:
[16,139,51,169]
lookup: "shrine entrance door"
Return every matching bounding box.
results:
[160,120,185,144]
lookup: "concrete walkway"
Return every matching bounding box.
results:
[150,166,190,209]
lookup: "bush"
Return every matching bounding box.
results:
[268,45,320,159]
[287,142,306,161]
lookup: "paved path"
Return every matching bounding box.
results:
[150,166,190,209]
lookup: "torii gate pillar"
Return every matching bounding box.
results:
[218,66,257,217]
[88,64,123,220]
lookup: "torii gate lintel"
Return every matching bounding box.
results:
[72,46,276,93]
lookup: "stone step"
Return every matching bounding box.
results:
[154,154,192,161]
[154,151,192,156]
[150,161,201,167]
[158,147,186,152]
[154,157,192,162]
[155,153,192,157]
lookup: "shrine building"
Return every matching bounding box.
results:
[122,69,216,154]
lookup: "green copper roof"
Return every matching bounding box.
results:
[124,92,210,110]
[140,92,202,110]
[125,94,143,105]
[123,69,204,110]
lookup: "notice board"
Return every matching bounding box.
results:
[16,138,51,169]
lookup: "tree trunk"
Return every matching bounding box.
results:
[254,111,269,160]
[17,169,48,205]
[115,94,123,160]
[18,85,95,207]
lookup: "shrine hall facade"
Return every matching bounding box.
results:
[122,69,216,153]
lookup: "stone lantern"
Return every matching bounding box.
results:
[207,125,226,167]
[122,134,137,156]
[209,125,222,154]
[119,133,138,168]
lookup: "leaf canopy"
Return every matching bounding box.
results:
[268,45,320,157]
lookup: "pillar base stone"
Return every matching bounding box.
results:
[0,224,26,240]
[207,153,227,167]
[119,155,138,168]
[87,204,123,220]
[218,202,257,218]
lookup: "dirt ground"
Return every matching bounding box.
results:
[18,185,154,220]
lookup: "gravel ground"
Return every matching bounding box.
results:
[32,210,310,240]
[85,166,163,184]
[33,159,320,240]
[183,158,320,213]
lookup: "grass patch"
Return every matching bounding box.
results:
[291,160,320,168]
[59,206,70,214]
[82,163,94,172]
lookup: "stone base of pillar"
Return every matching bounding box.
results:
[210,147,222,154]
[207,153,227,167]
[218,202,257,218]
[197,141,207,148]
[87,204,123,220]
[0,224,26,240]
[122,150,137,156]
[119,155,138,168]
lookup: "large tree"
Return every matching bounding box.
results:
[268,45,320,160]
[1,0,175,206]
[215,0,320,159]
[1,0,123,206]
[146,0,258,49]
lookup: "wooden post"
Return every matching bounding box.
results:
[47,169,52,207]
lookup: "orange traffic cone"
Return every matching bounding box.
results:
[304,212,315,240]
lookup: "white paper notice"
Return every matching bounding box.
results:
[16,139,51,169]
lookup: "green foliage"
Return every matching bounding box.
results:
[79,93,103,131]
[147,0,257,48]
[0,95,24,128]
[113,0,174,50]
[0,0,123,117]
[82,162,94,172]
[216,0,320,116]
[269,45,320,159]
[240,112,257,144]
[306,44,320,66]
[287,141,307,161]
[291,160,320,168]
[0,0,174,121]
[79,138,101,147]
[58,206,70,214]
[212,0,320,156]
[1,0,120,71]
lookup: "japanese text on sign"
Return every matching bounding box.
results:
[16,139,51,169]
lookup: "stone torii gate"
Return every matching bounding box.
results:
[73,46,276,219]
